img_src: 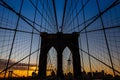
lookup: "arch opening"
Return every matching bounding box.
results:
[62,47,73,75]
[46,47,57,76]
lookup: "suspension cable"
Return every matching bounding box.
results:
[61,0,68,32]
[96,0,115,76]
[52,0,59,32]
[4,0,24,78]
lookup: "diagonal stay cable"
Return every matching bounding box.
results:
[80,25,120,34]
[0,0,52,33]
[64,0,80,28]
[27,0,38,76]
[61,0,68,32]
[29,0,55,30]
[66,0,120,33]
[38,0,56,28]
[63,0,73,28]
[3,0,24,77]
[22,15,51,32]
[52,0,59,32]
[67,15,96,32]
[66,39,120,75]
[0,26,39,34]
[64,0,79,25]
[46,0,58,32]
[78,0,120,33]
[0,0,40,32]
[0,48,40,74]
[65,0,90,28]
[80,49,120,75]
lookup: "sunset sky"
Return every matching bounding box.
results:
[0,0,120,78]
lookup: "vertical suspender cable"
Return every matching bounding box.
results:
[96,0,115,76]
[27,0,38,76]
[61,0,67,32]
[75,1,85,71]
[4,0,24,78]
[81,0,92,75]
[52,0,59,32]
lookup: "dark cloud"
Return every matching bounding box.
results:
[0,59,36,70]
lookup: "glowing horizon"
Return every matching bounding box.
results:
[0,0,120,78]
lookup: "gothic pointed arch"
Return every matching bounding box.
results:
[38,32,81,79]
[62,47,73,74]
[46,47,57,76]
